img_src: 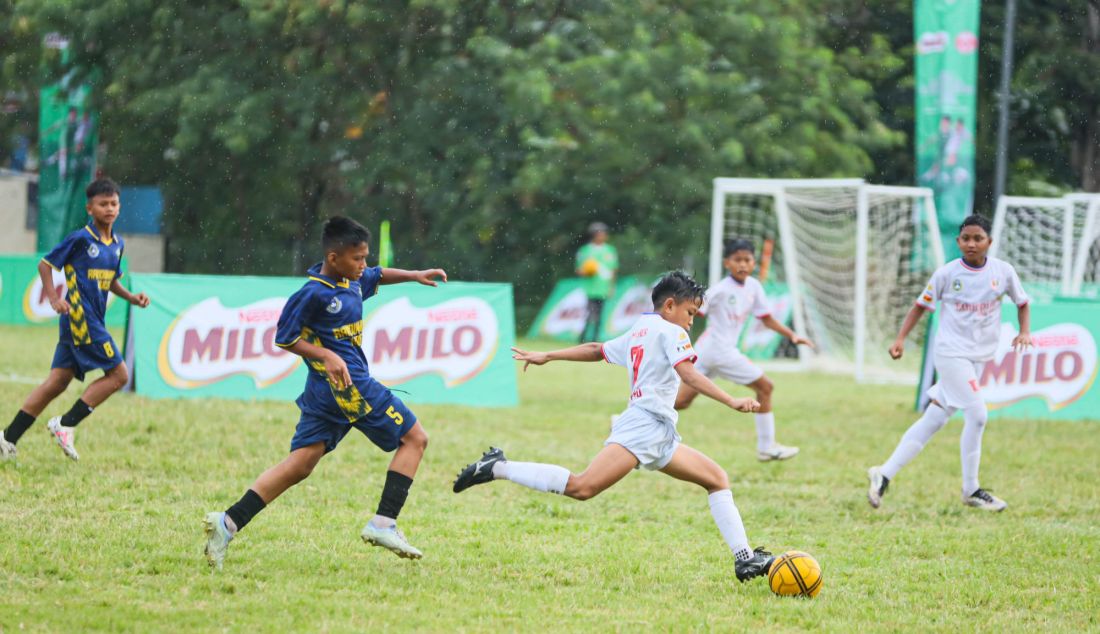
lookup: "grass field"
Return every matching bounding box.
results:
[1,324,1098,632]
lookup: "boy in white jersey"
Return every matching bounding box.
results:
[675,238,814,461]
[867,215,1031,512]
[452,272,780,583]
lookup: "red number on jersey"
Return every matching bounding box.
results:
[630,345,644,388]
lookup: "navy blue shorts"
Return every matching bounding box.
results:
[51,338,123,382]
[290,393,417,454]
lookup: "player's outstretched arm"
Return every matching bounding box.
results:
[1012,303,1032,351]
[759,315,814,348]
[889,304,930,360]
[511,343,603,372]
[283,339,351,389]
[675,361,759,413]
[380,267,447,287]
[109,278,150,308]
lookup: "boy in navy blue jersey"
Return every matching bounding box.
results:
[203,216,446,569]
[1,178,150,462]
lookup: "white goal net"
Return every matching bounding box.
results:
[1069,194,1100,297]
[709,178,944,383]
[989,196,1076,297]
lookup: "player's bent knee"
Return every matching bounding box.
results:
[402,425,428,452]
[756,377,774,396]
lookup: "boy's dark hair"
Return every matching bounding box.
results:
[722,238,755,259]
[85,178,120,199]
[959,214,992,235]
[651,271,706,307]
[322,216,372,253]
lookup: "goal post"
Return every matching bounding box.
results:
[989,196,1075,296]
[1068,194,1100,296]
[709,178,944,383]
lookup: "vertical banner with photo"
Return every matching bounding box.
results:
[915,0,980,259]
[37,76,98,251]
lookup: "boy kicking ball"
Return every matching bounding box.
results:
[453,271,778,583]
[867,215,1031,511]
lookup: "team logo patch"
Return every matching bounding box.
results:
[922,293,933,303]
[991,278,999,289]
[952,279,962,292]
[326,297,343,314]
[87,243,100,258]
[727,295,737,305]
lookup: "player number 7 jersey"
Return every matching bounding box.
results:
[601,313,698,424]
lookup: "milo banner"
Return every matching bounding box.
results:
[527,275,654,341]
[38,77,99,251]
[0,254,127,326]
[126,274,518,407]
[918,298,1100,421]
[915,0,979,258]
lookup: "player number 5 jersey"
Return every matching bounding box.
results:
[601,313,698,424]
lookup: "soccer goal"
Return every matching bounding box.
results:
[709,178,944,383]
[989,196,1076,297]
[1068,194,1100,297]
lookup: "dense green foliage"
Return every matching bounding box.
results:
[1,325,1098,630]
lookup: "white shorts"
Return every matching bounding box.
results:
[926,354,984,411]
[695,347,764,385]
[605,407,681,471]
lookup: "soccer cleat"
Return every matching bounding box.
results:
[361,522,423,560]
[46,416,78,461]
[757,444,799,462]
[867,466,889,509]
[735,547,776,583]
[203,511,234,570]
[963,488,1007,512]
[453,447,507,493]
[0,431,16,461]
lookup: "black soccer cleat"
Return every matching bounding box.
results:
[735,547,775,583]
[453,447,507,493]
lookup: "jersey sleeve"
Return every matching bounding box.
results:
[662,324,697,367]
[698,285,719,317]
[42,232,80,270]
[275,286,318,348]
[915,268,945,311]
[751,280,771,318]
[600,331,631,366]
[575,245,589,269]
[360,266,382,299]
[1004,264,1029,306]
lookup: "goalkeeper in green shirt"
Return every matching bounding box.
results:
[575,222,619,342]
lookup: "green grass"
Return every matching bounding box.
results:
[1,324,1098,632]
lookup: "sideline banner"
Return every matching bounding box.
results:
[526,275,655,341]
[739,282,794,360]
[917,298,1100,420]
[127,274,518,407]
[0,254,127,326]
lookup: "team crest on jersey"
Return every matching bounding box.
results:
[87,243,100,258]
[952,279,962,292]
[326,297,343,314]
[727,295,737,305]
[991,278,999,289]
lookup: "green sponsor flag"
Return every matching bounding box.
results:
[378,220,392,268]
[38,76,98,251]
[915,0,980,259]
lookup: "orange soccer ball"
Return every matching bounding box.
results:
[767,551,822,598]
[580,258,599,276]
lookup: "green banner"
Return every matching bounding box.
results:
[739,282,794,360]
[527,275,656,341]
[127,274,518,407]
[918,298,1100,421]
[38,78,98,252]
[0,253,127,327]
[915,0,980,258]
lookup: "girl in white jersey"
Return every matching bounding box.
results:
[453,272,779,583]
[867,215,1032,512]
[675,238,815,462]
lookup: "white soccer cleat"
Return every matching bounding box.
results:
[46,416,78,461]
[867,466,889,509]
[203,511,234,570]
[757,443,799,462]
[361,522,423,560]
[962,488,1007,512]
[0,431,16,461]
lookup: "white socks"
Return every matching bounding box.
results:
[881,404,953,480]
[708,490,752,562]
[493,461,570,495]
[960,405,988,495]
[754,412,775,452]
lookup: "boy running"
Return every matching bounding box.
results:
[1,178,150,462]
[203,217,446,569]
[453,271,778,583]
[675,238,813,461]
[867,215,1031,511]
